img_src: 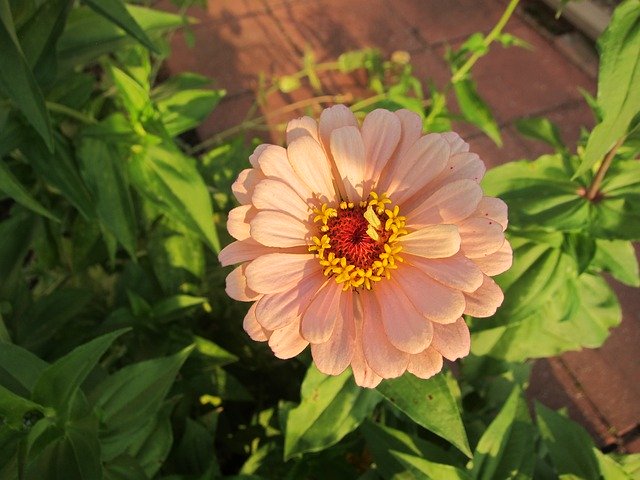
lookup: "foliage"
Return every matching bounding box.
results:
[0,0,639,478]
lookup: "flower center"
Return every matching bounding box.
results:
[308,192,407,290]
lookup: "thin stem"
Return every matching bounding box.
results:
[46,102,96,124]
[585,137,624,201]
[451,0,520,83]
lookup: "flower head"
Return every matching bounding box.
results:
[220,106,512,388]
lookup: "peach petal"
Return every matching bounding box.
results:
[459,217,505,258]
[441,132,470,154]
[376,281,434,354]
[286,115,319,144]
[406,179,483,227]
[287,136,336,202]
[250,210,308,248]
[318,104,358,152]
[361,293,409,378]
[245,253,317,294]
[257,145,313,201]
[226,265,260,302]
[472,240,513,276]
[232,168,264,205]
[330,126,367,201]
[350,296,383,388]
[252,179,311,221]
[406,253,484,293]
[399,224,461,259]
[311,290,356,375]
[393,266,466,324]
[407,348,444,379]
[255,273,325,331]
[301,281,342,343]
[268,318,308,359]
[431,318,470,361]
[244,302,270,342]
[249,144,269,168]
[391,109,423,165]
[219,238,268,266]
[228,205,253,241]
[474,197,508,231]
[464,275,504,317]
[432,152,485,189]
[362,109,402,182]
[380,133,450,205]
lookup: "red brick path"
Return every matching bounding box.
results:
[160,0,640,452]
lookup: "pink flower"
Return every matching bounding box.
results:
[220,106,511,388]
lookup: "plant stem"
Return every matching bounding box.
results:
[46,102,96,124]
[585,137,624,201]
[451,0,520,83]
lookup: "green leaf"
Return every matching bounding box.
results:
[0,341,48,395]
[515,117,565,150]
[0,384,47,428]
[283,364,381,460]
[90,345,193,461]
[376,373,471,457]
[156,88,224,137]
[83,0,159,53]
[108,63,151,119]
[594,450,634,480]
[0,1,53,150]
[472,388,535,480]
[151,294,208,318]
[0,160,59,221]
[124,402,174,477]
[592,239,640,287]
[391,451,472,480]
[193,336,238,366]
[77,135,138,257]
[576,0,640,178]
[31,329,129,414]
[129,140,220,251]
[453,78,501,146]
[535,403,601,479]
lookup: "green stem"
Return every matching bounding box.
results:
[451,0,520,83]
[46,102,96,124]
[585,136,624,201]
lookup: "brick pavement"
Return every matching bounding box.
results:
[160,0,640,452]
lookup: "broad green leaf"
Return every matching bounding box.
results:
[151,72,213,100]
[129,140,220,251]
[157,88,224,137]
[0,341,48,395]
[0,210,35,301]
[83,0,159,53]
[125,402,174,477]
[103,455,148,480]
[284,365,381,459]
[90,345,193,461]
[193,336,238,366]
[0,160,59,221]
[592,239,640,287]
[594,450,634,480]
[151,295,208,318]
[391,451,472,480]
[472,388,535,480]
[0,1,53,150]
[31,329,129,414]
[576,0,640,177]
[77,135,138,257]
[453,78,501,146]
[0,384,47,427]
[377,373,471,457]
[58,5,184,71]
[616,453,640,478]
[535,403,600,479]
[174,417,219,476]
[515,117,565,150]
[108,64,151,120]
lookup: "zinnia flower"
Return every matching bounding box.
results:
[219,106,511,388]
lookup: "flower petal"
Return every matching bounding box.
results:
[350,295,383,388]
[393,265,466,323]
[287,136,337,202]
[228,205,254,241]
[300,281,342,343]
[407,347,444,379]
[244,302,270,342]
[362,109,401,182]
[459,217,505,258]
[464,275,504,317]
[257,144,313,201]
[250,210,308,248]
[406,252,484,293]
[220,238,269,266]
[252,179,311,221]
[392,109,423,165]
[441,131,469,154]
[311,290,356,376]
[376,280,434,354]
[406,179,483,227]
[380,133,450,205]
[318,104,358,152]
[249,144,269,168]
[268,318,308,359]
[431,318,470,361]
[361,293,409,378]
[330,125,367,201]
[399,224,461,259]
[255,273,325,331]
[226,264,260,301]
[286,115,319,144]
[474,196,508,231]
[232,168,264,204]
[472,240,513,276]
[245,253,317,294]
